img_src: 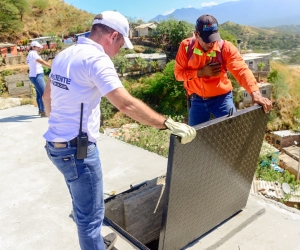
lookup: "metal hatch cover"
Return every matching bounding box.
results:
[159,106,269,250]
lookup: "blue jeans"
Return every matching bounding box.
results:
[45,141,105,250]
[29,73,45,112]
[188,91,236,126]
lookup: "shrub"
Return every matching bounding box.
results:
[43,66,51,76]
[1,70,14,77]
[133,60,187,117]
[118,125,171,157]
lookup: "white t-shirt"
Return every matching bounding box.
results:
[43,37,124,143]
[26,50,43,77]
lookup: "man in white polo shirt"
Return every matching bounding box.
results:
[43,10,196,250]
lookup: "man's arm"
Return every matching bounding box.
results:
[224,42,272,113]
[105,87,196,144]
[251,90,272,113]
[42,78,51,117]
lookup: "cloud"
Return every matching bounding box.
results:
[163,8,175,16]
[201,2,218,7]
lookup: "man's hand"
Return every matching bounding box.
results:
[197,61,221,78]
[251,90,272,113]
[164,118,196,144]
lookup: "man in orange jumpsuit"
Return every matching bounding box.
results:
[174,14,272,126]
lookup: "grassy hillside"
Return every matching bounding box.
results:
[220,22,300,51]
[264,25,300,34]
[220,21,276,37]
[266,61,300,131]
[271,62,300,101]
[1,0,94,43]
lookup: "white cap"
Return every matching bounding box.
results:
[92,10,133,49]
[30,41,43,48]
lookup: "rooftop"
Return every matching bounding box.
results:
[125,53,166,59]
[242,52,271,60]
[1,104,300,250]
[0,43,16,48]
[272,130,300,137]
[134,22,157,29]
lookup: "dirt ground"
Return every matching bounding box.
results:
[0,64,29,73]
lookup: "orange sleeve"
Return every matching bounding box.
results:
[223,41,259,94]
[174,39,198,81]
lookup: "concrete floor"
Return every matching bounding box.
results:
[1,105,300,250]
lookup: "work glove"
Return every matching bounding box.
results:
[164,117,196,144]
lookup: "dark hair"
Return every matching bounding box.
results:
[91,23,123,41]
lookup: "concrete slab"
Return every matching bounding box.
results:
[1,105,300,250]
[218,194,300,250]
[185,195,266,249]
[0,105,166,250]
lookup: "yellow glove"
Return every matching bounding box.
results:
[164,117,196,144]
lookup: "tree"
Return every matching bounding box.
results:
[257,62,265,71]
[112,48,134,76]
[136,60,187,117]
[10,0,30,21]
[257,62,266,81]
[0,0,23,35]
[134,56,148,74]
[149,60,159,72]
[156,19,194,47]
[32,0,49,10]
[114,56,132,76]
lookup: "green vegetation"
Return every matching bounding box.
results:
[0,70,14,94]
[0,0,94,42]
[131,60,187,117]
[16,81,24,87]
[156,19,194,47]
[118,125,171,157]
[257,62,265,71]
[134,56,148,74]
[219,21,300,51]
[266,62,300,131]
[256,141,300,203]
[0,0,28,36]
[267,70,289,99]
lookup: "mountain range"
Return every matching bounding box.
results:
[150,0,300,28]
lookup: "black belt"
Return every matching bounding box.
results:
[191,92,230,100]
[191,93,211,100]
[52,137,77,148]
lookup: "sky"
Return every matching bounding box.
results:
[63,0,238,22]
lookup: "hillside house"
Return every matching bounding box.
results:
[133,22,157,37]
[0,43,17,57]
[242,53,271,72]
[124,53,166,73]
[279,145,300,178]
[239,82,272,108]
[265,130,300,150]
[29,36,57,49]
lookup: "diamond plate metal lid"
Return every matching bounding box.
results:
[159,106,269,250]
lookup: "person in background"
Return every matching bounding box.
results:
[174,14,272,126]
[42,10,196,250]
[26,41,51,117]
